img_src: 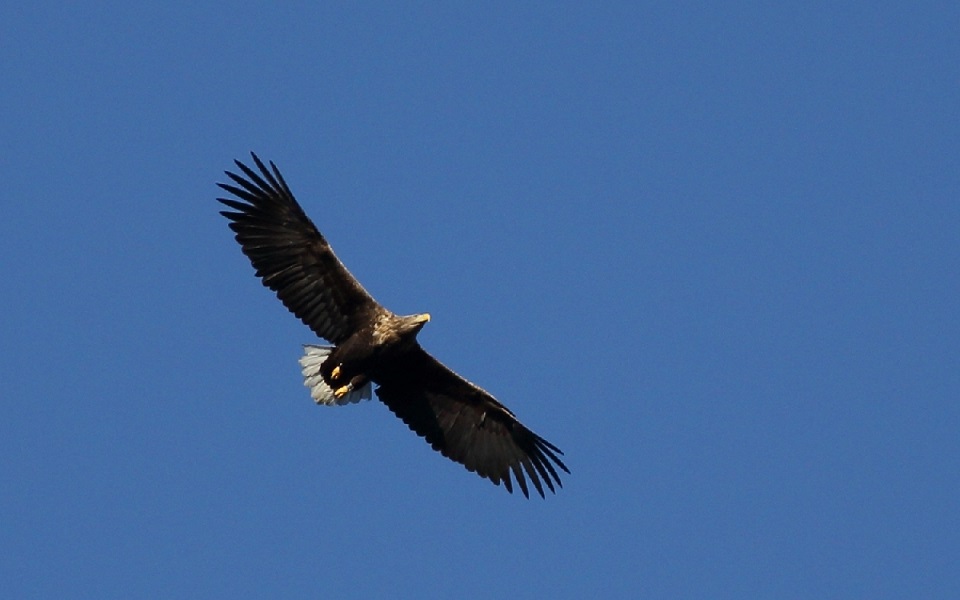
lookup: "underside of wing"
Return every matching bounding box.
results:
[217,153,381,344]
[374,346,569,498]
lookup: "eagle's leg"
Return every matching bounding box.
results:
[334,373,369,399]
[331,364,342,381]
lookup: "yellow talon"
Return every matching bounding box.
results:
[334,384,351,399]
[331,365,342,380]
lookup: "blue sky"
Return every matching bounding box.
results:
[2,2,958,598]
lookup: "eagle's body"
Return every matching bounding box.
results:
[217,153,568,498]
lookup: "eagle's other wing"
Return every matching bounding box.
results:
[374,346,569,498]
[217,153,380,344]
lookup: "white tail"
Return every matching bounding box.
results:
[299,345,372,406]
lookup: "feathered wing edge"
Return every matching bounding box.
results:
[374,347,569,498]
[216,153,380,345]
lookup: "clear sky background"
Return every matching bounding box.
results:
[2,3,958,598]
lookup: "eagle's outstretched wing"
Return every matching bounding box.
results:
[217,153,380,344]
[374,346,569,498]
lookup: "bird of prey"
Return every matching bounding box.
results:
[217,153,568,497]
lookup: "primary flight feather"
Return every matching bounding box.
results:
[217,153,568,497]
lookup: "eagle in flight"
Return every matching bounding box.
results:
[217,154,568,497]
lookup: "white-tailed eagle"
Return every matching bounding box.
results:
[217,154,568,497]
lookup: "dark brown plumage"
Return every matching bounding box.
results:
[217,153,568,497]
